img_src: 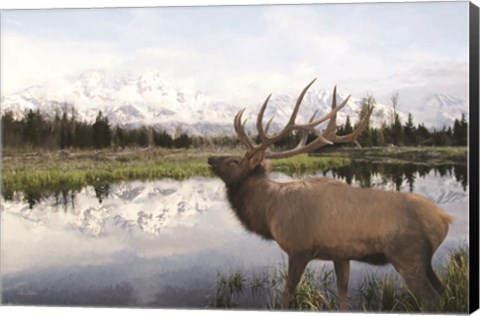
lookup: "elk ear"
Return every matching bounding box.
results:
[248,150,265,169]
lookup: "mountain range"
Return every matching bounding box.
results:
[1,69,468,136]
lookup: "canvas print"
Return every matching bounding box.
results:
[0,1,475,313]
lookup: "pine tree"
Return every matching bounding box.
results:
[403,113,416,146]
[391,113,403,146]
[74,121,93,148]
[356,96,375,147]
[416,123,430,146]
[432,127,450,146]
[153,130,174,148]
[114,127,125,148]
[453,113,468,146]
[92,111,111,148]
[22,109,43,146]
[137,128,149,147]
[2,111,22,147]
[338,115,353,135]
[60,112,70,148]
[174,133,192,148]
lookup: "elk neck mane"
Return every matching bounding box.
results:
[224,161,274,240]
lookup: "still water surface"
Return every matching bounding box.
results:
[0,163,469,308]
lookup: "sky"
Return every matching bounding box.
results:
[1,1,470,111]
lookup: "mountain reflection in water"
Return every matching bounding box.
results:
[0,163,469,308]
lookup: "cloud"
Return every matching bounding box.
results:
[2,34,124,93]
[1,3,469,115]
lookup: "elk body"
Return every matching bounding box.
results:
[208,79,452,311]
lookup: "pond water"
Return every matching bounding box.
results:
[0,163,469,308]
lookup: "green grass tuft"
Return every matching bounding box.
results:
[270,154,351,176]
[210,247,469,312]
[438,246,469,312]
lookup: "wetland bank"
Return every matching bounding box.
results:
[1,146,469,311]
[1,146,466,194]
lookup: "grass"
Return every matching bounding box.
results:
[438,247,469,312]
[2,148,213,194]
[313,146,467,165]
[1,146,467,195]
[270,154,350,176]
[210,265,337,310]
[210,246,469,313]
[1,148,352,194]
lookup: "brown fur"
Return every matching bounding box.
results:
[208,154,452,311]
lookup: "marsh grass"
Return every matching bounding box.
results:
[356,272,421,312]
[210,247,469,313]
[2,149,351,194]
[270,154,350,176]
[210,265,337,310]
[438,247,469,312]
[313,146,467,165]
[2,159,211,194]
[2,146,466,195]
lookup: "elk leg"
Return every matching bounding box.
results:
[282,254,310,310]
[391,258,440,311]
[402,270,439,311]
[334,260,350,311]
[426,263,445,295]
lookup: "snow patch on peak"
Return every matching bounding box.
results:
[1,69,468,135]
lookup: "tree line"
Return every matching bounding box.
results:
[1,98,468,151]
[349,95,468,147]
[1,108,192,150]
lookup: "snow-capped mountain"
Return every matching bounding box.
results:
[420,93,468,128]
[0,69,467,135]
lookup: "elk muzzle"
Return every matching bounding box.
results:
[207,156,219,172]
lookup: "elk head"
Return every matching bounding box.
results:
[208,79,374,180]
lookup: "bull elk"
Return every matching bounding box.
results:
[208,79,452,311]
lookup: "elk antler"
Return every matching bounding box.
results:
[234,79,374,159]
